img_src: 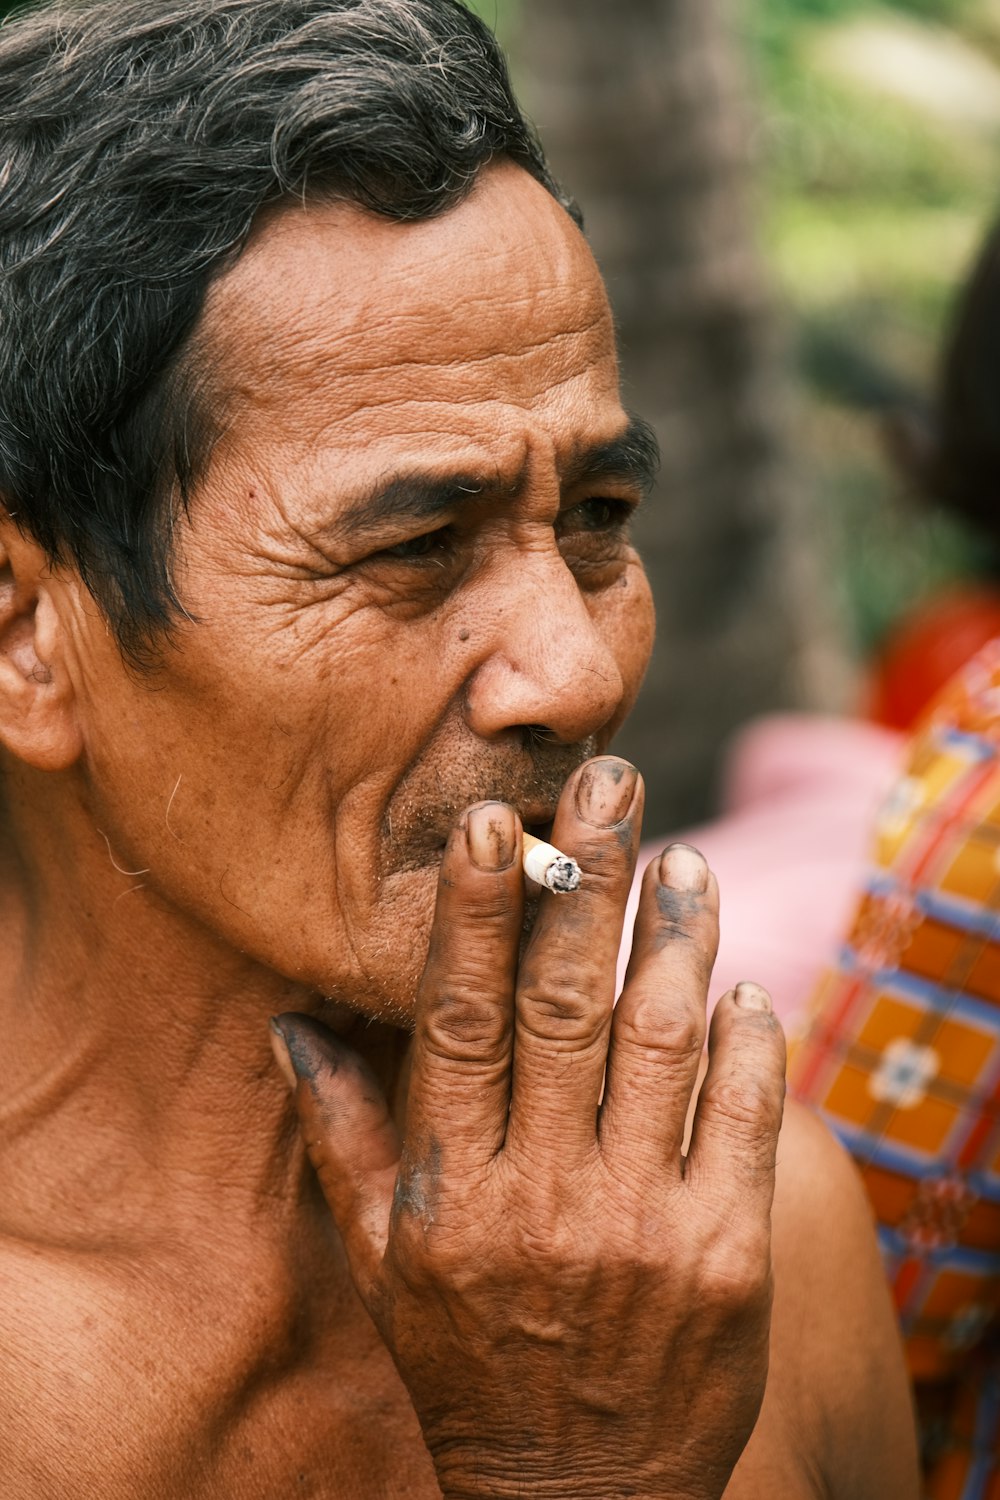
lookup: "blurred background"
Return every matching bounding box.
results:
[470,0,1000,831]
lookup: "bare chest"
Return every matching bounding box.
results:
[1,1242,441,1500]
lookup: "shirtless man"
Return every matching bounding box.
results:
[0,2,918,1496]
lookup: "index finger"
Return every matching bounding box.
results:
[404,800,524,1171]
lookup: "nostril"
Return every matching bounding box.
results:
[522,724,558,749]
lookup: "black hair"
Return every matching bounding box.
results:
[0,0,574,662]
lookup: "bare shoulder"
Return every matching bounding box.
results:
[726,1098,921,1498]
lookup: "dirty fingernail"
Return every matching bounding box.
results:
[576,758,638,827]
[659,843,709,893]
[466,802,517,871]
[269,1017,298,1091]
[734,981,773,1014]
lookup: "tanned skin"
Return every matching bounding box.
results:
[0,163,918,1498]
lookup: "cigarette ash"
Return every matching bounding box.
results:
[545,854,582,894]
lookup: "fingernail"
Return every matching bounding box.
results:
[659,843,709,893]
[734,981,773,1014]
[269,1017,298,1091]
[576,758,638,827]
[466,801,516,871]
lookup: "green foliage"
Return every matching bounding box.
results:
[755,0,971,26]
[745,0,1000,656]
[463,0,520,45]
[838,467,989,652]
[763,74,990,207]
[748,0,978,102]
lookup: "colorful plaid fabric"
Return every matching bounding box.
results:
[789,638,1000,1499]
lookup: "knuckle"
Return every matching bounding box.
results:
[700,1074,782,1144]
[423,990,511,1062]
[697,1217,773,1310]
[416,1228,473,1282]
[615,993,705,1062]
[701,1249,772,1314]
[516,979,609,1041]
[392,1212,502,1294]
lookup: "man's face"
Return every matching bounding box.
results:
[71,162,656,1020]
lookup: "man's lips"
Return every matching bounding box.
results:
[380,738,598,877]
[384,803,559,877]
[428,807,556,852]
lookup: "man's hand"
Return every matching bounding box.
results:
[271,757,786,1500]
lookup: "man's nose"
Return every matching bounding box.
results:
[462,553,625,745]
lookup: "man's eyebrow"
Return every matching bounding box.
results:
[330,413,661,540]
[334,473,491,537]
[562,413,661,497]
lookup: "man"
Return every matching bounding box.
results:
[0,2,917,1495]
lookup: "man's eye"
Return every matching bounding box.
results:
[379,526,455,562]
[560,497,634,534]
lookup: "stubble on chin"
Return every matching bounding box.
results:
[319,734,599,1029]
[318,839,544,1035]
[378,734,599,879]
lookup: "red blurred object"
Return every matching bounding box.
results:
[867,587,1000,731]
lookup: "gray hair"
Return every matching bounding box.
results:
[0,0,575,662]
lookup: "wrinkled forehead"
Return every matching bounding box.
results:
[196,161,621,466]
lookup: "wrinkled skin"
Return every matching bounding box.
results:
[275,786,788,1500]
[0,164,918,1499]
[40,162,656,1018]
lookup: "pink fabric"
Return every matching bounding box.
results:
[617,715,906,1030]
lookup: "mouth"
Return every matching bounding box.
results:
[381,735,596,878]
[388,804,558,878]
[427,808,555,853]
[522,813,555,845]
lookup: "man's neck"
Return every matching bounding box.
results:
[0,773,409,1253]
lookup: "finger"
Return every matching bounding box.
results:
[270,1013,400,1301]
[684,982,786,1223]
[507,757,642,1164]
[403,801,524,1169]
[599,844,719,1173]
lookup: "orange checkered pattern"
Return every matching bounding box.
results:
[790,638,1000,1499]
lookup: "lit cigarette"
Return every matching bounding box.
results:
[522,833,582,894]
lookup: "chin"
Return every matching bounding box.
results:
[317,988,419,1034]
[292,859,540,1032]
[306,944,427,1031]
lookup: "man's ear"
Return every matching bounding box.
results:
[0,517,84,771]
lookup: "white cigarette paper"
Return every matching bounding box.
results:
[522,833,582,894]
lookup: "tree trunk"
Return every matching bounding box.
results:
[518,0,851,832]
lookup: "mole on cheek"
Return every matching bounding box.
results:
[459,629,471,643]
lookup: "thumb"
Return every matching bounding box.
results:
[270,1013,400,1299]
